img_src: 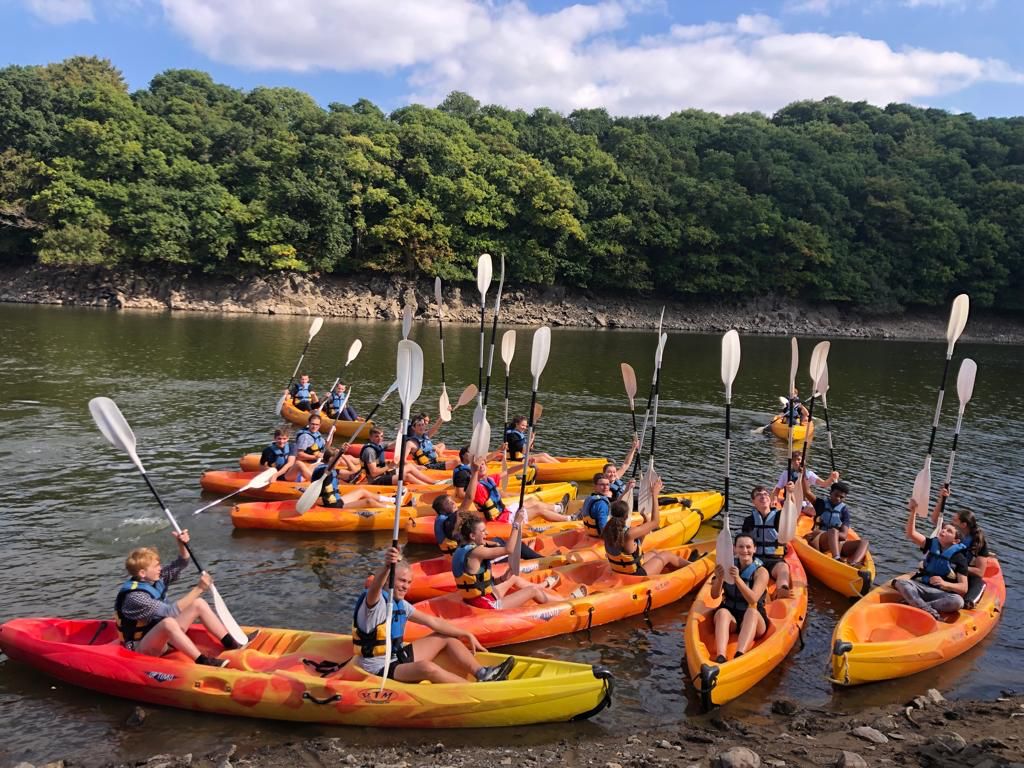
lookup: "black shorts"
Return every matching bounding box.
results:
[423,461,447,471]
[293,400,313,412]
[322,499,345,509]
[726,602,768,626]
[760,556,785,573]
[370,472,396,486]
[380,643,414,679]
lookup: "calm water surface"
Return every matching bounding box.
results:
[0,304,1020,765]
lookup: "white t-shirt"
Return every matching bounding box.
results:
[775,467,820,490]
[353,592,416,675]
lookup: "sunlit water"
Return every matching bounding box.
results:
[0,304,1020,765]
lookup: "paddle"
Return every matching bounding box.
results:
[620,363,639,512]
[193,467,276,515]
[449,383,479,415]
[630,308,665,491]
[314,339,363,414]
[435,278,452,423]
[818,362,836,473]
[640,333,668,520]
[482,255,506,411]
[380,339,424,688]
[912,294,970,518]
[501,330,517,426]
[717,330,741,584]
[88,397,249,647]
[786,337,799,479]
[275,317,325,416]
[930,358,978,536]
[509,326,552,577]
[476,254,493,405]
[402,304,413,341]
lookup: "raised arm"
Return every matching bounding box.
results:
[905,498,927,547]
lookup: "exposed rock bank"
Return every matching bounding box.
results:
[2,266,1022,344]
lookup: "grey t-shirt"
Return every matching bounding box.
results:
[353,593,416,675]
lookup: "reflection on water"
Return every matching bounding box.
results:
[0,304,1020,766]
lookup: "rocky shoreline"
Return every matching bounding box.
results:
[10,691,1024,768]
[1,266,1023,344]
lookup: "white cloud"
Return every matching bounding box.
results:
[26,0,94,23]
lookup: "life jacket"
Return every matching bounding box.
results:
[749,508,785,558]
[817,498,847,531]
[609,478,627,501]
[722,558,766,615]
[293,381,313,404]
[606,536,644,575]
[408,432,437,466]
[581,494,611,537]
[505,428,526,460]
[320,468,342,506]
[361,442,386,470]
[784,397,801,424]
[351,589,408,658]
[452,544,494,600]
[476,476,505,521]
[961,534,978,565]
[296,427,325,458]
[328,393,346,415]
[916,539,967,583]
[114,579,168,644]
[452,463,472,489]
[434,512,459,553]
[267,443,289,469]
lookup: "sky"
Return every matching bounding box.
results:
[2,0,1023,117]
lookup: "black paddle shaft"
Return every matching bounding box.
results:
[926,356,953,456]
[387,429,409,592]
[139,473,207,575]
[483,308,501,408]
[516,388,540,513]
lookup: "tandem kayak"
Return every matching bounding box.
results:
[791,515,875,598]
[769,419,814,443]
[684,547,808,709]
[0,618,612,727]
[830,558,1005,686]
[231,501,418,532]
[405,491,724,547]
[405,540,715,647]
[279,399,372,439]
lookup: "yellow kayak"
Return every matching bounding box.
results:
[769,419,814,442]
[280,399,372,439]
[791,515,875,598]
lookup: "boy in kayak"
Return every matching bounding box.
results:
[115,530,239,667]
[742,485,792,598]
[456,457,573,523]
[773,450,838,508]
[929,487,992,608]
[359,427,442,486]
[707,533,769,663]
[803,481,869,566]
[288,373,319,412]
[292,412,327,481]
[323,382,358,421]
[431,494,543,560]
[581,474,613,537]
[354,547,514,683]
[260,429,297,481]
[405,414,450,470]
[894,496,968,618]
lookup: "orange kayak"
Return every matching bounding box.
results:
[406,540,715,647]
[830,558,1005,686]
[402,520,692,602]
[791,514,875,598]
[279,398,372,439]
[405,490,724,547]
[231,501,416,532]
[0,618,611,727]
[684,547,808,709]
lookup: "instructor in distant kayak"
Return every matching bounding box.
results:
[323,382,358,421]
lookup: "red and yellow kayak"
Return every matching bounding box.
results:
[791,514,875,598]
[684,547,808,709]
[406,540,715,647]
[830,558,1005,686]
[0,619,611,727]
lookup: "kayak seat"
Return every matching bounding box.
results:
[764,600,789,621]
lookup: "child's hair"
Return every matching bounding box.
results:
[273,428,288,439]
[459,514,484,542]
[734,533,756,547]
[369,427,383,438]
[601,500,631,549]
[593,472,606,484]
[125,547,159,577]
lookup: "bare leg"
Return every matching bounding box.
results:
[772,561,791,597]
[641,551,686,576]
[391,635,481,683]
[523,498,570,522]
[181,599,228,642]
[713,608,737,661]
[403,466,443,485]
[494,578,561,607]
[294,460,319,481]
[842,538,869,567]
[735,608,767,654]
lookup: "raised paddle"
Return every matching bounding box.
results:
[912,294,970,518]
[88,397,249,647]
[630,309,665,492]
[435,278,452,423]
[509,326,552,577]
[783,342,830,544]
[402,304,413,341]
[314,339,363,415]
[294,398,356,515]
[818,362,836,472]
[620,363,639,512]
[449,383,479,415]
[717,330,741,584]
[786,337,799,479]
[380,339,424,688]
[640,333,668,519]
[276,317,324,416]
[476,254,493,405]
[930,358,978,536]
[482,255,506,411]
[501,329,517,426]
[193,467,276,515]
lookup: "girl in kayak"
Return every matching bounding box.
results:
[114,530,239,667]
[928,487,990,608]
[602,476,688,576]
[457,458,573,523]
[504,416,558,464]
[894,496,968,618]
[602,436,640,501]
[804,481,870,566]
[353,547,514,683]
[708,533,769,664]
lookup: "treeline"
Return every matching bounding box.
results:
[2,56,1023,310]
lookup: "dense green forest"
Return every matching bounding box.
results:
[1,57,1023,310]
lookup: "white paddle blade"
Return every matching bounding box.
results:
[779,480,802,545]
[296,475,325,514]
[720,330,741,400]
[778,395,790,407]
[477,253,493,298]
[789,337,798,393]
[654,333,668,368]
[530,326,552,389]
[438,389,452,423]
[912,459,932,520]
[395,340,424,418]
[501,329,517,368]
[809,341,831,392]
[434,276,442,310]
[210,585,248,647]
[957,359,978,407]
[308,317,324,342]
[401,305,413,340]
[819,363,830,408]
[346,339,363,366]
[657,306,665,336]
[454,384,478,410]
[472,403,485,430]
[946,294,970,357]
[89,397,145,472]
[275,391,288,417]
[716,522,734,585]
[621,363,637,406]
[250,467,278,490]
[469,417,491,460]
[380,379,399,402]
[638,468,652,518]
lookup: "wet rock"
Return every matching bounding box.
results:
[714,746,761,768]
[12,763,36,768]
[926,689,946,705]
[975,737,1008,750]
[430,744,446,755]
[834,751,868,768]
[851,726,888,744]
[771,699,799,716]
[126,705,147,726]
[873,715,898,731]
[925,733,967,754]
[657,740,673,749]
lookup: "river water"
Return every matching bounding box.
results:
[0,304,1020,766]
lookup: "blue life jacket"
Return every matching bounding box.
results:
[295,427,326,458]
[330,393,346,412]
[917,539,967,583]
[581,494,611,537]
[817,499,847,531]
[114,579,168,643]
[452,463,472,489]
[294,381,313,404]
[722,558,765,615]
[361,442,386,471]
[408,432,437,465]
[784,397,801,424]
[434,511,459,553]
[267,443,289,469]
[452,544,494,599]
[749,508,785,558]
[505,428,526,460]
[351,589,408,658]
[609,477,627,501]
[477,476,505,520]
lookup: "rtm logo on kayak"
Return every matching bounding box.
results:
[145,672,176,683]
[359,689,396,703]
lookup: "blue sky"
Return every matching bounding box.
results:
[2,0,1022,117]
